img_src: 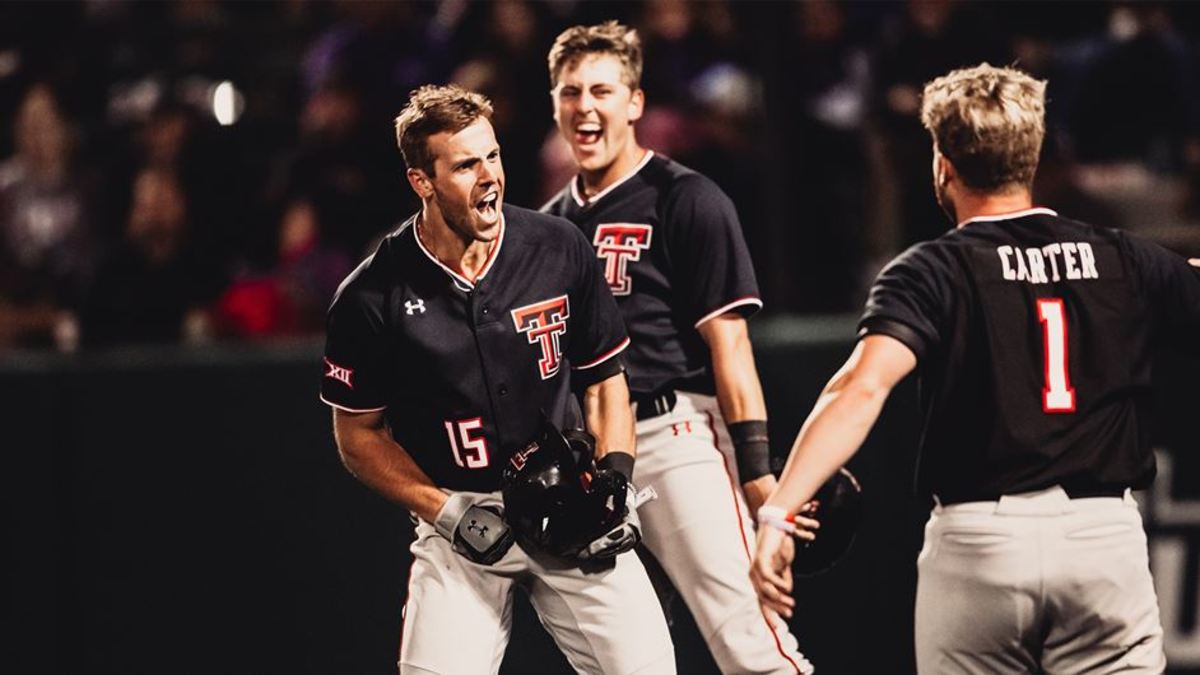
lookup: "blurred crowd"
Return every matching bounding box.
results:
[2,0,1199,351]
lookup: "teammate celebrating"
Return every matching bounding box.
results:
[321,84,674,674]
[543,22,813,675]
[753,64,1200,673]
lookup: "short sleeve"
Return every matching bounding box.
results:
[858,243,952,362]
[320,285,392,412]
[566,226,630,377]
[1122,233,1200,353]
[666,175,762,328]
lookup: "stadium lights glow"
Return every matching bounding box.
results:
[211,81,244,126]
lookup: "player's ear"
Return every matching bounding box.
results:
[933,151,956,187]
[627,88,645,124]
[407,168,434,199]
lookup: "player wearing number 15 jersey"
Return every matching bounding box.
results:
[322,85,674,674]
[753,64,1200,674]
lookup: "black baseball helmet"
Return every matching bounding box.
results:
[793,467,864,576]
[501,419,613,557]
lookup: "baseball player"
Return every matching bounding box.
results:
[321,84,674,674]
[753,64,1200,673]
[542,22,813,675]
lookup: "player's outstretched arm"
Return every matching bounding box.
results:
[751,334,916,617]
[332,408,447,523]
[698,314,776,515]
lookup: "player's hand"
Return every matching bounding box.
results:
[742,474,778,518]
[578,470,641,560]
[434,492,515,565]
[751,525,797,618]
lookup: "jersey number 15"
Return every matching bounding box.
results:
[444,418,491,469]
[1037,298,1076,413]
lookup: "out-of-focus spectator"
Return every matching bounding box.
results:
[874,0,1010,246]
[213,194,351,339]
[451,0,551,206]
[1068,4,1195,172]
[0,82,94,349]
[270,77,405,260]
[769,0,876,312]
[80,167,219,347]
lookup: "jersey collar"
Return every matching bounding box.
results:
[412,212,505,291]
[571,149,655,208]
[958,207,1057,227]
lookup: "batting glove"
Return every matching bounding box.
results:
[578,480,642,560]
[434,492,515,565]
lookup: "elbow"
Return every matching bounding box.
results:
[837,373,893,407]
[332,425,368,476]
[334,439,360,475]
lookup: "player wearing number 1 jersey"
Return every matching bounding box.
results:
[321,85,673,674]
[753,64,1200,673]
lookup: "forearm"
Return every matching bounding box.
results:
[766,373,889,513]
[333,412,447,522]
[702,316,774,492]
[709,320,767,423]
[584,373,636,460]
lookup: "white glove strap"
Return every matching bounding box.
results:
[434,492,473,540]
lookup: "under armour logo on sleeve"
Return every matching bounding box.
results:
[405,298,426,315]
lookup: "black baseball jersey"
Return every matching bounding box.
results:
[861,208,1200,503]
[542,152,761,396]
[319,205,629,492]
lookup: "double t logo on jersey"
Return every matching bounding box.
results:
[511,295,570,379]
[593,224,653,296]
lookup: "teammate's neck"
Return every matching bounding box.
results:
[952,189,1034,228]
[417,210,496,282]
[580,144,649,199]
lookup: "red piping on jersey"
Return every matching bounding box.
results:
[570,150,656,207]
[318,394,386,414]
[693,296,764,329]
[705,411,806,675]
[573,336,631,370]
[412,213,506,289]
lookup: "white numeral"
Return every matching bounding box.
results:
[444,418,490,468]
[1037,298,1076,413]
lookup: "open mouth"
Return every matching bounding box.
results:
[475,192,499,218]
[574,122,602,147]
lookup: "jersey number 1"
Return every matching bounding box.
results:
[444,418,490,468]
[1037,298,1076,413]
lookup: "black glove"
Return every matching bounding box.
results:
[434,493,515,565]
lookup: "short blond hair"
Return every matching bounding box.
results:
[920,63,1047,192]
[394,84,493,175]
[548,21,642,90]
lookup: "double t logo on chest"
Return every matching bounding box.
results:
[593,224,653,296]
[511,295,570,380]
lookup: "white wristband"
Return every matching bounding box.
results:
[757,505,796,534]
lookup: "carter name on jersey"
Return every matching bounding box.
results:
[997,242,1100,284]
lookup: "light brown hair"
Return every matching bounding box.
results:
[547,21,643,90]
[920,63,1047,192]
[393,85,494,175]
